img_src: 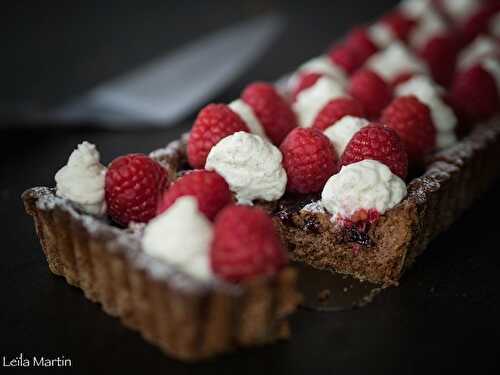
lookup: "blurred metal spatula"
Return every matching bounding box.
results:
[46,13,284,127]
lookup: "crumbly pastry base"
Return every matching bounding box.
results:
[149,119,500,285]
[22,186,300,361]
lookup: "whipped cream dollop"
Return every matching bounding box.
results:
[399,0,432,19]
[396,75,457,148]
[482,57,500,92]
[458,36,499,70]
[368,22,395,49]
[409,9,447,49]
[321,159,407,219]
[293,76,346,127]
[490,12,500,38]
[228,99,267,139]
[323,116,369,157]
[441,0,480,21]
[205,132,287,204]
[142,196,214,282]
[299,55,347,85]
[366,42,427,82]
[55,142,107,216]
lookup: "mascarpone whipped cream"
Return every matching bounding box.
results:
[368,22,396,49]
[441,0,480,21]
[55,142,107,216]
[141,196,214,282]
[458,36,499,70]
[228,99,267,139]
[482,57,500,92]
[299,56,348,85]
[490,12,500,38]
[396,75,457,148]
[399,0,432,19]
[366,42,427,82]
[205,132,287,204]
[293,76,346,127]
[323,116,369,157]
[408,9,447,49]
[321,159,407,219]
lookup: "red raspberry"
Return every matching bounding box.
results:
[242,82,298,145]
[340,124,408,179]
[105,154,168,226]
[280,128,338,194]
[419,33,459,87]
[187,104,249,169]
[292,72,322,101]
[381,10,416,41]
[157,170,232,220]
[312,97,366,131]
[348,69,393,118]
[344,27,378,63]
[328,44,364,75]
[461,2,500,44]
[211,205,287,283]
[381,96,437,163]
[450,64,499,122]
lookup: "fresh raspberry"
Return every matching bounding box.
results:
[450,64,499,122]
[105,154,168,226]
[242,82,298,145]
[348,69,393,118]
[312,97,366,131]
[381,96,437,162]
[280,128,338,194]
[381,10,416,41]
[461,2,500,44]
[328,44,364,75]
[419,33,459,87]
[340,124,408,179]
[211,205,287,283]
[187,104,249,169]
[157,170,232,220]
[292,72,322,101]
[344,27,378,63]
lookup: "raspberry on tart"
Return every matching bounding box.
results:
[105,154,169,226]
[419,33,460,87]
[344,27,379,63]
[450,63,500,122]
[348,69,393,119]
[311,97,366,131]
[328,43,364,75]
[187,104,249,169]
[381,96,437,163]
[340,123,408,179]
[157,170,232,221]
[381,9,416,41]
[242,82,298,145]
[211,205,287,283]
[280,128,338,194]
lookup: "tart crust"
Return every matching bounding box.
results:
[22,186,300,361]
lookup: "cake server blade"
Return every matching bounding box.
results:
[48,13,284,127]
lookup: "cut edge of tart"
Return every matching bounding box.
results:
[147,118,500,285]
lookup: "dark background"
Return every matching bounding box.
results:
[2,0,500,373]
